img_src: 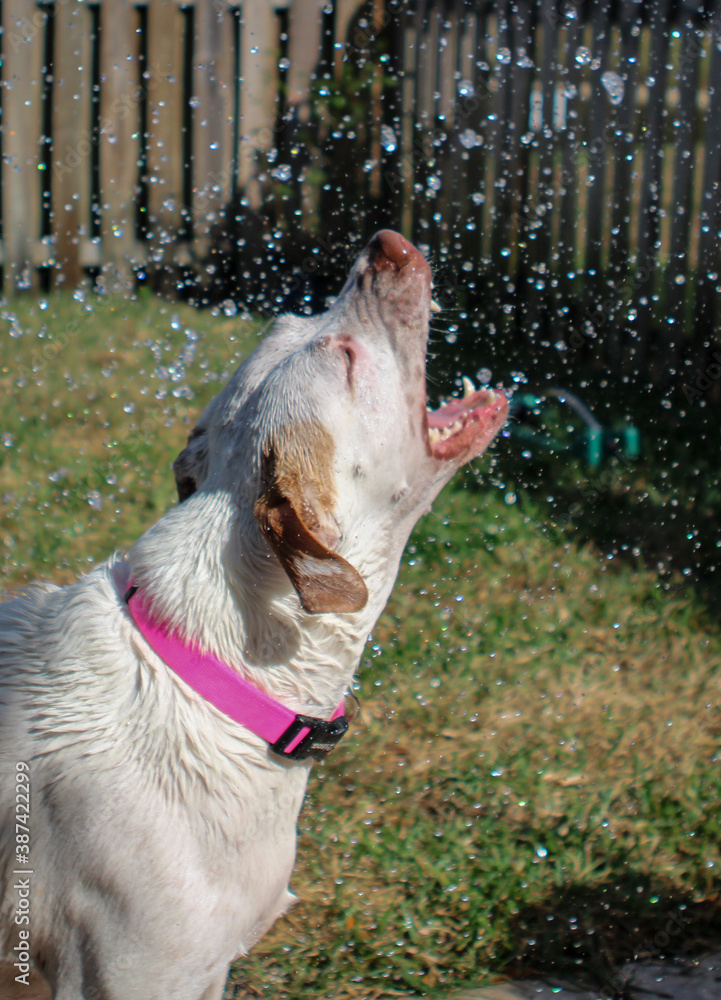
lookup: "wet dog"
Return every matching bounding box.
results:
[0,231,507,1000]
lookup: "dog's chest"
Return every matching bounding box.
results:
[199,807,301,954]
[150,760,308,960]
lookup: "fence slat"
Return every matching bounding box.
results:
[52,2,91,287]
[524,0,558,343]
[663,18,702,369]
[449,0,475,264]
[488,0,513,269]
[378,0,406,231]
[192,0,234,261]
[3,0,45,289]
[430,5,457,251]
[693,23,721,349]
[237,2,278,206]
[145,0,183,276]
[98,0,139,286]
[634,0,672,365]
[460,3,490,266]
[584,1,613,288]
[410,0,434,249]
[606,0,643,370]
[557,13,582,304]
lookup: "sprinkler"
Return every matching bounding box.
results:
[508,388,640,469]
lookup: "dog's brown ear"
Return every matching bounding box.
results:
[173,427,209,502]
[255,494,368,614]
[254,425,368,615]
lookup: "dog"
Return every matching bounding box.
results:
[0,230,508,1000]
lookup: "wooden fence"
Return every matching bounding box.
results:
[0,0,363,288]
[2,0,721,377]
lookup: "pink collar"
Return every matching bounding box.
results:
[125,586,349,761]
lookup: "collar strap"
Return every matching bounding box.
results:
[125,586,349,762]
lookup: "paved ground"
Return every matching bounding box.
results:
[3,953,721,998]
[445,952,721,1000]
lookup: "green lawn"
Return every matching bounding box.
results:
[2,292,720,999]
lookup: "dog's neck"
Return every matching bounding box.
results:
[127,491,367,717]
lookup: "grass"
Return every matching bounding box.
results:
[0,290,264,586]
[1,292,721,999]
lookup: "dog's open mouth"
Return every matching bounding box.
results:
[426,377,509,461]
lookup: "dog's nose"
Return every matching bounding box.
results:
[367,230,429,276]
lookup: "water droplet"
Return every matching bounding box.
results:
[575,46,591,66]
[535,845,548,858]
[601,71,624,105]
[380,124,397,152]
[496,47,511,65]
[459,128,481,150]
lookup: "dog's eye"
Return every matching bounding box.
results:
[337,340,356,384]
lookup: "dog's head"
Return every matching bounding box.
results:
[173,231,508,617]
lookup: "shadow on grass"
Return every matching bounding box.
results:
[541,481,721,615]
[464,439,721,619]
[503,873,721,994]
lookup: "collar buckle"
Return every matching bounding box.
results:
[270,714,350,761]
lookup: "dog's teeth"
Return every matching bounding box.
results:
[429,420,464,446]
[462,376,475,398]
[430,299,442,313]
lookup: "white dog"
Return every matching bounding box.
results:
[0,230,507,1000]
